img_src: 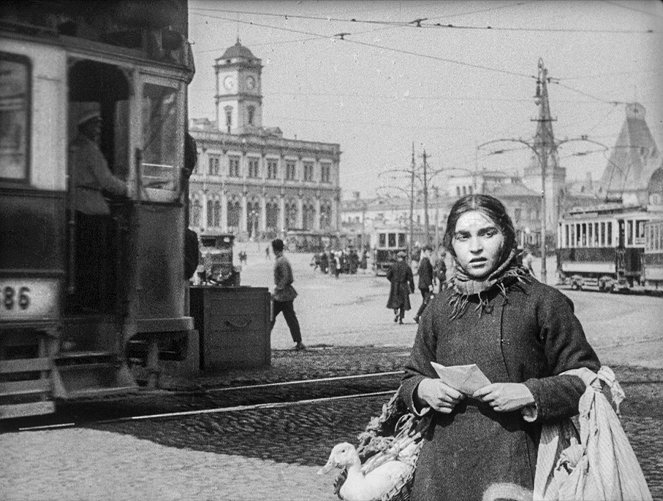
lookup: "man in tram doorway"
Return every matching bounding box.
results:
[69,103,128,313]
[270,238,306,351]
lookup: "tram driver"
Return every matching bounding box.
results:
[69,104,128,313]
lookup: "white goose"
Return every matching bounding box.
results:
[318,442,411,501]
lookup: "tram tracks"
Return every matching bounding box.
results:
[8,371,403,432]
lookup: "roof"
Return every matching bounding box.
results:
[219,40,256,60]
[489,183,540,198]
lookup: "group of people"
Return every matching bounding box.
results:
[310,247,369,277]
[386,244,447,325]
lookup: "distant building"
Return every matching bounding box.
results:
[188,40,342,239]
[599,103,661,205]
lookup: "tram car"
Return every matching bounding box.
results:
[0,0,195,418]
[556,204,651,291]
[642,218,663,289]
[371,227,408,275]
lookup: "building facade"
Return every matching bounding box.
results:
[188,41,341,239]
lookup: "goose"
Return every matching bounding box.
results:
[318,442,411,501]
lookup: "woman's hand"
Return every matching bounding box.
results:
[472,383,534,412]
[416,378,465,414]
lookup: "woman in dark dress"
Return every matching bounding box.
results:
[400,194,600,500]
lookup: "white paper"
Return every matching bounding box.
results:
[430,361,491,395]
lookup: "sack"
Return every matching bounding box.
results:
[534,367,652,501]
[334,391,427,501]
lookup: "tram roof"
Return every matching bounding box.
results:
[564,203,647,218]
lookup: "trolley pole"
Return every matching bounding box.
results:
[409,142,415,258]
[422,150,430,245]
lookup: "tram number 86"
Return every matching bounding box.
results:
[3,286,31,310]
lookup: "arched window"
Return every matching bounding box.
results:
[285,200,298,230]
[246,200,260,236]
[247,105,255,126]
[302,201,315,230]
[191,198,201,227]
[266,200,279,232]
[227,199,241,230]
[207,200,214,226]
[213,200,221,227]
[320,201,332,230]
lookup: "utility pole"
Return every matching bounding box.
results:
[409,142,415,258]
[422,150,430,245]
[533,58,555,284]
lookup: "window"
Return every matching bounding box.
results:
[600,222,605,246]
[388,233,396,247]
[247,105,255,126]
[208,155,220,176]
[462,186,467,196]
[635,220,646,245]
[564,224,569,248]
[514,208,521,223]
[142,83,180,190]
[588,223,593,247]
[207,200,214,226]
[224,105,232,133]
[456,186,461,196]
[228,156,240,177]
[248,157,259,178]
[191,199,201,227]
[0,53,29,181]
[267,159,278,179]
[379,233,386,247]
[321,162,331,183]
[286,160,296,180]
[304,161,314,181]
[213,200,221,226]
[607,221,612,246]
[627,220,633,246]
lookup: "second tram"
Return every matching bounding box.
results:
[371,228,408,275]
[556,204,652,291]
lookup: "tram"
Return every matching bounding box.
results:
[371,227,408,275]
[556,204,651,291]
[643,218,663,289]
[0,1,195,418]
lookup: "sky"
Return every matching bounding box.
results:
[186,0,663,199]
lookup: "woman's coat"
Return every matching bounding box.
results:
[400,279,600,500]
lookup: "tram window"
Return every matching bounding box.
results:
[142,83,180,190]
[564,225,569,248]
[635,220,646,245]
[0,54,30,181]
[388,233,396,247]
[588,223,593,247]
[627,220,633,246]
[379,233,386,247]
[599,222,604,246]
[581,223,586,246]
[607,221,612,246]
[398,233,406,247]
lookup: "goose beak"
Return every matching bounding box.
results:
[317,460,336,475]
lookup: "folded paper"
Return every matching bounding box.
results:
[430,361,491,395]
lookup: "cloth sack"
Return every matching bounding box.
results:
[533,366,652,501]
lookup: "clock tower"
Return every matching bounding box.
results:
[214,39,263,134]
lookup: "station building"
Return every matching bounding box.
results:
[188,40,342,239]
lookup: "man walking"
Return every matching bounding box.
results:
[270,238,305,351]
[413,245,434,324]
[386,251,414,324]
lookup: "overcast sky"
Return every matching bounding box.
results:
[187,0,663,199]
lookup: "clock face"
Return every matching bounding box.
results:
[246,76,256,90]
[224,76,235,90]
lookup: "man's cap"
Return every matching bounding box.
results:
[77,103,102,126]
[397,251,407,258]
[422,244,433,252]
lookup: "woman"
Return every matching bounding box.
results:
[400,194,600,500]
[386,250,415,324]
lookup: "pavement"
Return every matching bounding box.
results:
[1,245,662,500]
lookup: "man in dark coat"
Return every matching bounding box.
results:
[386,251,415,324]
[270,238,305,350]
[413,244,434,324]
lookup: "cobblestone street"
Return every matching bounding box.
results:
[1,249,662,500]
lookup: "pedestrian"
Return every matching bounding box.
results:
[265,246,270,260]
[333,251,341,279]
[413,244,434,324]
[522,246,536,277]
[69,104,128,313]
[434,249,447,291]
[399,194,600,500]
[386,250,414,324]
[270,238,305,351]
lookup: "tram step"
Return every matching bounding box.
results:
[64,385,139,400]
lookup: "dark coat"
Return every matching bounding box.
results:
[400,279,600,500]
[272,254,297,302]
[386,260,414,310]
[417,256,434,291]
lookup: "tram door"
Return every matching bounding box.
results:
[616,219,626,281]
[65,60,131,316]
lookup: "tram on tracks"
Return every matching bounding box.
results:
[371,227,408,275]
[0,0,195,419]
[643,218,663,290]
[556,204,653,291]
